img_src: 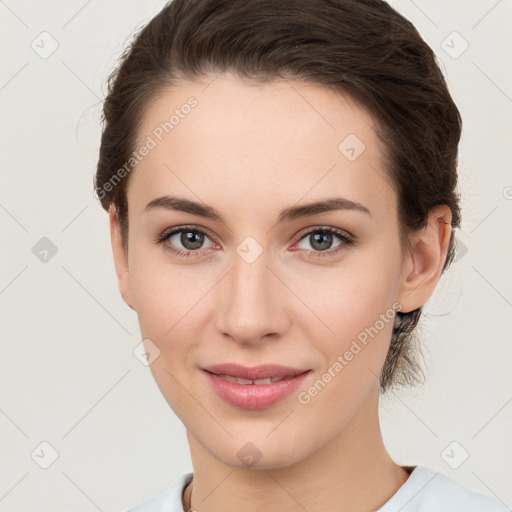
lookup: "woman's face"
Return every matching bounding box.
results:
[112,73,418,469]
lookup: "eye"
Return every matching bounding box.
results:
[154,225,217,257]
[293,227,354,258]
[154,225,355,259]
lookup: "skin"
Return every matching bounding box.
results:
[109,72,452,512]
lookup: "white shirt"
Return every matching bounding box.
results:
[125,465,510,511]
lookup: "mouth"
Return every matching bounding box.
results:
[202,362,311,381]
[203,370,306,385]
[202,364,313,410]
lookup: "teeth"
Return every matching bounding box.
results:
[253,377,275,385]
[234,376,254,385]
[216,374,288,385]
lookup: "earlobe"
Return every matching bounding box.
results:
[109,206,136,311]
[397,205,453,313]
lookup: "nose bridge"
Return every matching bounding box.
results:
[215,239,289,343]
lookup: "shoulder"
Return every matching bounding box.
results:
[377,465,510,512]
[123,467,509,512]
[124,472,193,512]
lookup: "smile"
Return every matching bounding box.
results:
[203,369,312,410]
[211,373,297,385]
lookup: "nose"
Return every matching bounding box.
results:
[214,245,292,345]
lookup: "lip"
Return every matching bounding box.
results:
[202,364,312,410]
[202,363,309,380]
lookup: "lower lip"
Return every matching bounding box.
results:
[203,370,311,410]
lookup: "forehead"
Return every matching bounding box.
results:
[128,73,395,220]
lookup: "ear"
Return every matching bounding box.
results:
[109,206,136,311]
[397,205,453,313]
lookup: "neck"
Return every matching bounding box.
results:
[185,386,409,512]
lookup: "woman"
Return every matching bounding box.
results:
[95,0,508,510]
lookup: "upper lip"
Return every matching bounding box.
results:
[203,363,310,380]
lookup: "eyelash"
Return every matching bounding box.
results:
[154,225,355,259]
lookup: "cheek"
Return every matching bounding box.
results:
[297,250,401,335]
[128,241,201,333]
[128,259,205,411]
[293,269,399,429]
[128,251,213,387]
[129,266,172,339]
[292,246,402,381]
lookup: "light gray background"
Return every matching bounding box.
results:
[1,1,511,511]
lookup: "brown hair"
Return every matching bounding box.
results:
[95,0,462,394]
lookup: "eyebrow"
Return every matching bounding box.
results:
[144,195,371,223]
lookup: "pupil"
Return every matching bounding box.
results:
[311,232,332,251]
[182,230,204,250]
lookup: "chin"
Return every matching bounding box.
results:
[203,432,312,471]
